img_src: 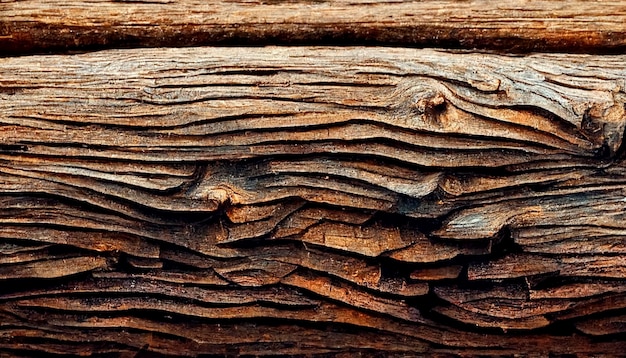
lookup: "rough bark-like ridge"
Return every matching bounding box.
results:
[1,47,626,356]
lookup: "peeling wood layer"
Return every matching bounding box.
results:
[0,47,626,356]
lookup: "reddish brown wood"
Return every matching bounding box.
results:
[1,0,626,55]
[0,46,625,356]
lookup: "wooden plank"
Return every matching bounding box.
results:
[1,1,626,55]
[1,46,626,355]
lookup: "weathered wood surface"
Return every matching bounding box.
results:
[1,47,626,356]
[2,0,626,55]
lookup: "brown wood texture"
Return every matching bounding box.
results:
[2,0,626,55]
[1,46,626,356]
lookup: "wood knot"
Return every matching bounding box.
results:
[580,95,626,157]
[409,90,446,114]
[192,184,242,211]
[203,187,230,205]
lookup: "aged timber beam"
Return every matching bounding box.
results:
[1,0,626,55]
[0,47,625,356]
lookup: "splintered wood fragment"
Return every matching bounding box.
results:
[92,270,230,286]
[1,296,366,332]
[1,1,625,54]
[432,304,550,330]
[0,247,56,265]
[555,293,626,321]
[520,236,626,255]
[529,281,626,300]
[576,314,626,336]
[300,222,410,257]
[273,206,373,239]
[433,284,527,305]
[124,256,163,269]
[438,295,575,320]
[247,244,384,289]
[214,259,297,287]
[434,189,626,240]
[514,225,626,255]
[224,201,305,243]
[410,265,464,281]
[0,277,318,308]
[281,272,423,323]
[431,283,609,322]
[375,278,429,297]
[0,227,161,258]
[468,254,560,280]
[468,253,626,280]
[0,319,428,356]
[385,230,491,263]
[267,160,443,199]
[0,256,108,279]
[0,240,51,255]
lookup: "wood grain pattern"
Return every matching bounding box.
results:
[1,0,626,55]
[1,46,626,356]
